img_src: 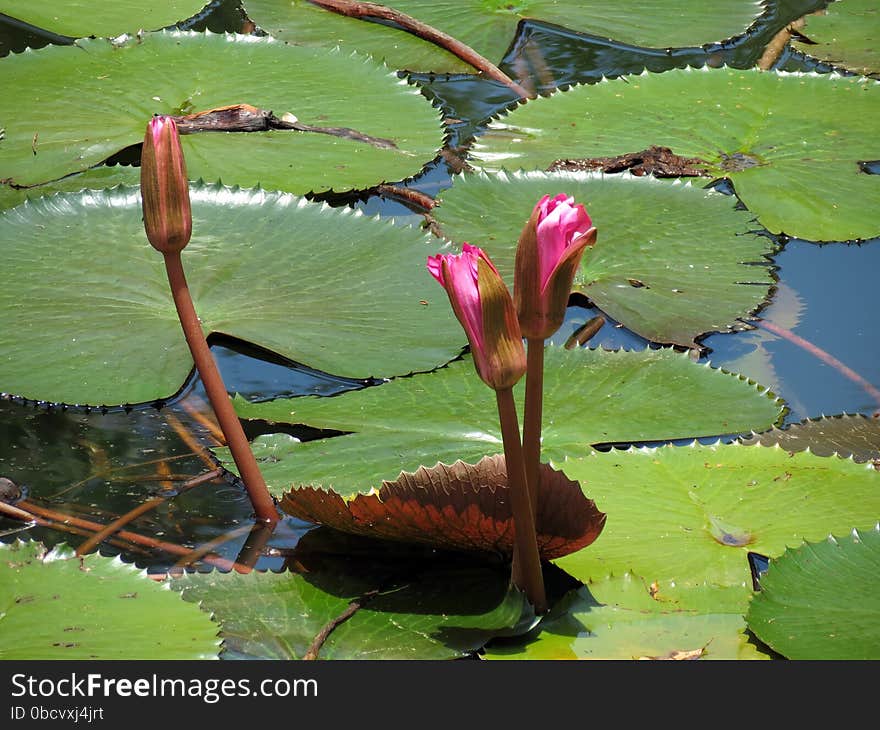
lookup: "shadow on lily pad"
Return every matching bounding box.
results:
[280,454,606,560]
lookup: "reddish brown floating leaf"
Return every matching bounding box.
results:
[280,454,606,560]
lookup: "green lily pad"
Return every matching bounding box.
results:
[0,1,210,38]
[0,30,444,193]
[746,525,880,659]
[793,0,880,76]
[0,165,140,212]
[486,575,772,660]
[0,184,464,405]
[244,0,774,76]
[174,562,526,660]
[555,443,880,588]
[225,345,784,497]
[432,170,775,348]
[471,67,880,242]
[0,540,220,659]
[741,413,880,462]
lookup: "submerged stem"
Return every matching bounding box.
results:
[163,252,278,525]
[495,387,547,614]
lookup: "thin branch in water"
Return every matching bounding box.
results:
[74,468,224,557]
[308,0,531,98]
[303,590,379,660]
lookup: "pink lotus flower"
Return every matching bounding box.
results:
[514,194,597,339]
[428,243,526,391]
[140,115,192,254]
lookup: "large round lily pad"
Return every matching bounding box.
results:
[555,442,880,588]
[746,525,880,659]
[0,30,445,194]
[0,540,220,659]
[0,184,464,405]
[486,575,772,660]
[432,170,775,348]
[793,0,880,76]
[471,67,880,242]
[244,0,779,75]
[0,1,210,38]
[225,345,785,497]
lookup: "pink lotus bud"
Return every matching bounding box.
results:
[428,244,526,391]
[514,194,597,340]
[140,115,192,254]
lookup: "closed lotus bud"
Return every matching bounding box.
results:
[428,244,526,392]
[515,194,597,340]
[140,115,192,254]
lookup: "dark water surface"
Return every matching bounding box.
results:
[1,0,876,573]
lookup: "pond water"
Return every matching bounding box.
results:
[0,0,877,580]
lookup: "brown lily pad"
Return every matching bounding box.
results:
[280,455,606,560]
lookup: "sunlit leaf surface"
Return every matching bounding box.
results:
[0,184,464,404]
[0,31,444,193]
[472,68,880,241]
[0,0,210,38]
[556,443,880,587]
[746,525,880,659]
[0,540,220,659]
[226,346,784,496]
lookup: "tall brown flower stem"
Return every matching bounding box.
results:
[308,0,531,98]
[163,251,279,525]
[495,387,547,614]
[522,338,545,518]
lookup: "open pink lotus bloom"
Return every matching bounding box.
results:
[140,115,192,254]
[428,244,526,391]
[515,194,597,340]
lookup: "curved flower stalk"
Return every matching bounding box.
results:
[141,115,278,526]
[428,244,546,613]
[514,194,597,516]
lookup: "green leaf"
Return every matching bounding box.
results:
[432,170,775,348]
[0,165,141,212]
[226,345,784,497]
[0,540,220,660]
[472,67,880,242]
[0,184,464,405]
[244,0,771,75]
[746,525,880,659]
[555,443,880,587]
[174,561,526,660]
[793,0,880,76]
[0,31,444,193]
[740,413,880,462]
[0,0,209,38]
[486,575,772,660]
